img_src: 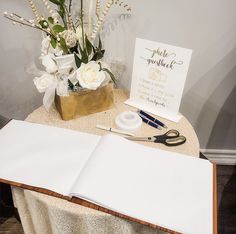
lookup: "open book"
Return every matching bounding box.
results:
[0,120,216,234]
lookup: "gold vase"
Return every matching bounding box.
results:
[55,83,114,121]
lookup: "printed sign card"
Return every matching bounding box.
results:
[125,38,192,122]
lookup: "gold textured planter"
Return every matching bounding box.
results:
[55,83,114,120]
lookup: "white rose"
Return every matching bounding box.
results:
[41,54,58,74]
[33,74,55,93]
[76,61,106,90]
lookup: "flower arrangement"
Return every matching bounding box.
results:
[3,0,131,111]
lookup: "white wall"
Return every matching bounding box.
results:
[1,0,236,149]
[0,0,43,119]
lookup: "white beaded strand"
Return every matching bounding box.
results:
[96,0,101,19]
[27,0,41,22]
[92,0,114,39]
[88,0,94,39]
[64,5,73,30]
[68,12,74,30]
[41,0,54,16]
[3,12,54,37]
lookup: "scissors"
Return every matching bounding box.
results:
[127,129,186,147]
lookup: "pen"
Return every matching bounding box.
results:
[138,110,167,128]
[138,115,162,130]
[96,125,135,136]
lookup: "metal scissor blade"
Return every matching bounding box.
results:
[126,136,156,142]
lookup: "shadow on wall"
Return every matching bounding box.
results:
[0,45,43,120]
[181,46,236,150]
[194,63,236,149]
[206,86,236,150]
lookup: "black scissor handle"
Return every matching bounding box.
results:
[164,129,180,138]
[164,136,186,146]
[154,129,179,141]
[154,130,186,146]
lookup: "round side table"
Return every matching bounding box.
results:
[25,89,200,157]
[12,89,200,234]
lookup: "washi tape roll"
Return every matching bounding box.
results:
[115,111,142,132]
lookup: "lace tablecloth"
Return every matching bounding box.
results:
[12,89,200,234]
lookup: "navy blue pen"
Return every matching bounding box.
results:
[138,110,168,128]
[138,114,162,130]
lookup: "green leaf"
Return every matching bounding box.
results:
[102,68,116,85]
[52,25,65,33]
[78,43,83,54]
[68,79,74,90]
[39,20,49,29]
[78,44,88,64]
[59,5,65,14]
[59,37,69,53]
[91,51,104,61]
[60,0,65,4]
[91,52,99,61]
[97,52,104,60]
[74,53,82,68]
[98,61,102,71]
[57,10,64,19]
[92,45,96,54]
[48,17,54,24]
[98,36,102,50]
[85,35,93,56]
[49,0,61,5]
[57,5,67,29]
[91,52,97,61]
[91,36,105,61]
[75,82,82,88]
[50,37,57,49]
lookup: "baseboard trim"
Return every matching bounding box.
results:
[201,149,236,165]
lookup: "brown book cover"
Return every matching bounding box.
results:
[0,120,217,234]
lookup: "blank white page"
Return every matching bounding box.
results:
[0,120,100,195]
[72,134,213,234]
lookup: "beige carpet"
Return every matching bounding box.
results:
[0,217,24,234]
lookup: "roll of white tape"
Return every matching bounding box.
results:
[115,111,142,133]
